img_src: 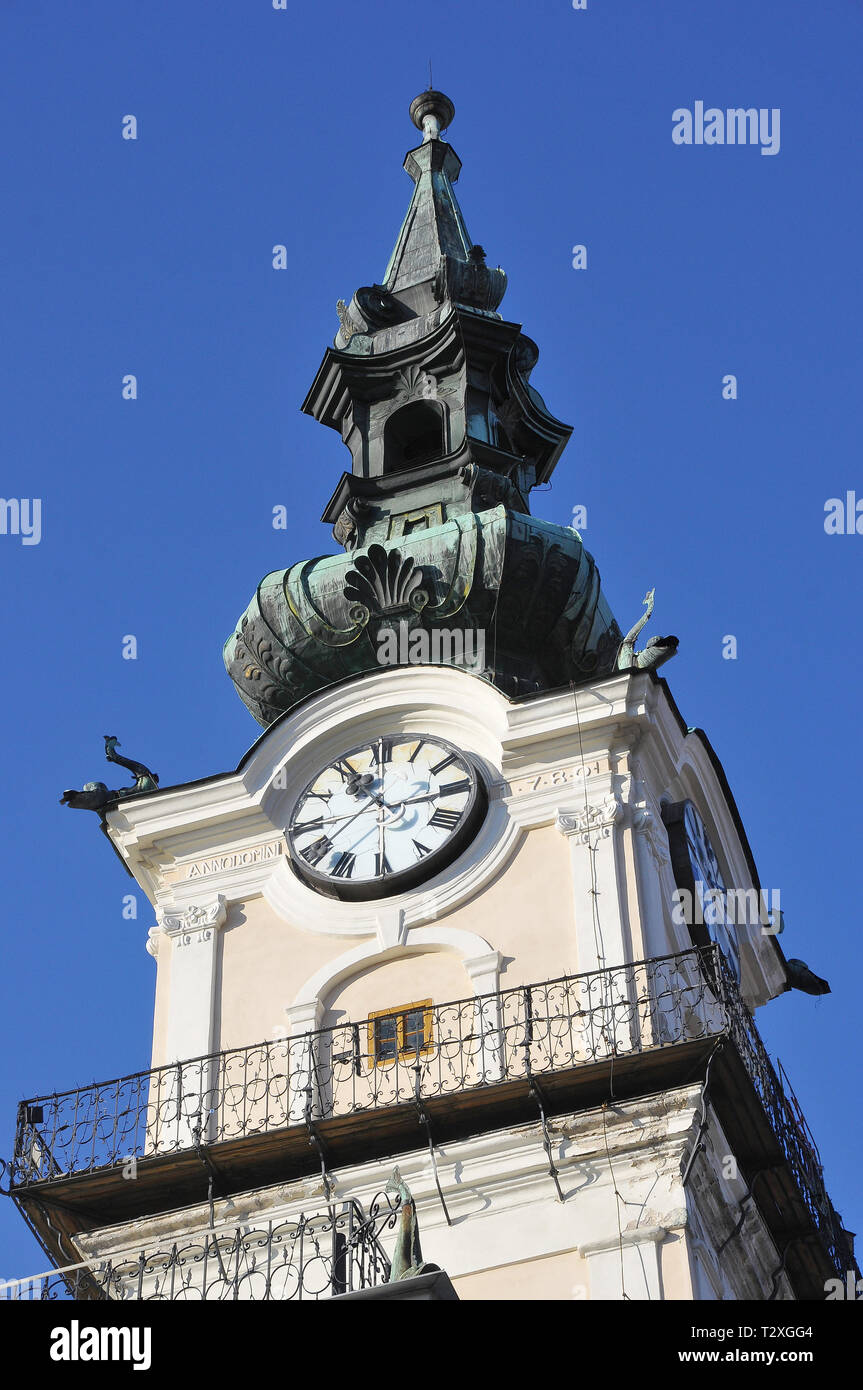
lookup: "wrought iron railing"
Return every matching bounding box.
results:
[1,1194,398,1301]
[712,949,851,1278]
[11,946,853,1278]
[13,948,721,1182]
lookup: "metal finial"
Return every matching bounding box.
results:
[409,89,455,143]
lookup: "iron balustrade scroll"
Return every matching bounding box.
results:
[13,948,722,1182]
[11,946,853,1278]
[711,950,854,1277]
[1,1194,399,1302]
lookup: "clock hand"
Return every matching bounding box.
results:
[389,791,437,807]
[293,794,379,839]
[375,737,386,868]
[295,806,378,829]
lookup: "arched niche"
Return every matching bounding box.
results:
[383,399,445,473]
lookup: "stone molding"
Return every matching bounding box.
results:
[75,1085,707,1300]
[263,796,520,938]
[147,895,227,957]
[577,1226,667,1257]
[289,926,500,1012]
[631,803,671,867]
[556,794,625,843]
[112,664,785,1008]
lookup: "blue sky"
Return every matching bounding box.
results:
[1,0,861,1278]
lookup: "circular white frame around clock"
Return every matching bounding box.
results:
[287,731,487,901]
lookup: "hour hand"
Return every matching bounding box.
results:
[394,791,436,807]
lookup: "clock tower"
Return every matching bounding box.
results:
[11,91,855,1304]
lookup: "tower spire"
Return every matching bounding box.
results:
[380,89,487,308]
[226,90,624,726]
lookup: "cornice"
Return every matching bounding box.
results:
[105,669,782,1011]
[105,668,664,902]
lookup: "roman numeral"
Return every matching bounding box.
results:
[334,758,357,781]
[375,851,392,877]
[332,852,356,879]
[429,808,461,831]
[413,839,432,859]
[409,739,426,764]
[301,836,331,866]
[429,752,457,776]
[378,737,393,765]
[438,779,470,798]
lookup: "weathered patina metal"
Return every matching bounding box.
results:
[225,91,675,726]
[60,736,159,815]
[617,589,680,672]
[104,735,159,793]
[225,509,622,725]
[385,1167,437,1283]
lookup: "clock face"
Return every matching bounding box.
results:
[663,800,742,982]
[287,734,486,901]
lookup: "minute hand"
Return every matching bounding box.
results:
[294,794,379,839]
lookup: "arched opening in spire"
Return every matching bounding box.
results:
[383,401,445,473]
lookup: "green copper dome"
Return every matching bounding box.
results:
[225,92,636,727]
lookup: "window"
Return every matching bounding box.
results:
[368,999,433,1067]
[383,401,444,472]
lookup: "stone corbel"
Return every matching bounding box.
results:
[556,794,624,844]
[285,998,325,1036]
[148,895,227,956]
[463,949,504,997]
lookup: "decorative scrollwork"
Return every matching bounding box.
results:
[8,1196,399,1302]
[12,947,854,1286]
[343,543,427,616]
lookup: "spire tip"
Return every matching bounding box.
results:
[409,89,455,142]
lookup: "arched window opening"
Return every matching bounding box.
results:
[383,401,444,473]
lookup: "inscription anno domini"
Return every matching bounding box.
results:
[186,841,284,879]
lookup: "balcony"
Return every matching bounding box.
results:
[10,947,855,1300]
[3,1195,398,1301]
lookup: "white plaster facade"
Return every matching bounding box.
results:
[112,666,785,1065]
[94,664,793,1298]
[75,1086,792,1301]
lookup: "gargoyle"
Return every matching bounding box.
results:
[61,736,159,816]
[104,735,159,792]
[617,589,679,672]
[60,782,115,814]
[385,1167,439,1283]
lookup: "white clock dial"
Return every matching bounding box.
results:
[288,734,485,900]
